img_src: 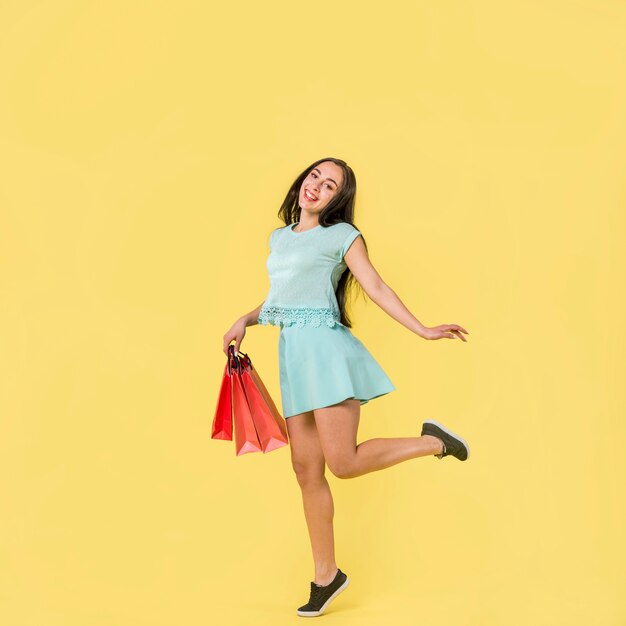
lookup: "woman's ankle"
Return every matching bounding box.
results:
[314,565,338,585]
[422,434,444,455]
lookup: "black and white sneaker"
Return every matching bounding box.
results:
[296,568,350,617]
[421,419,470,461]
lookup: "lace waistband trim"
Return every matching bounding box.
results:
[258,305,341,328]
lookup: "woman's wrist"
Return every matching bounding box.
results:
[413,324,429,339]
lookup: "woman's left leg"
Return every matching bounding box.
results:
[313,398,444,479]
[286,410,339,586]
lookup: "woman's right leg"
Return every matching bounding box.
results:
[286,411,338,587]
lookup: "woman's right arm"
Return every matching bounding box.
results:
[222,301,265,355]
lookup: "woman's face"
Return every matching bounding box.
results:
[298,161,344,215]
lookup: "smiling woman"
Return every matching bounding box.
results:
[222,156,470,616]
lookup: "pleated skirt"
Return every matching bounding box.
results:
[278,322,396,418]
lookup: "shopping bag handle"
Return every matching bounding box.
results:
[238,351,253,370]
[227,344,243,375]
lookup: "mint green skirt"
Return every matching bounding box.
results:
[278,322,396,418]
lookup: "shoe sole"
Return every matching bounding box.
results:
[296,577,350,617]
[423,419,470,460]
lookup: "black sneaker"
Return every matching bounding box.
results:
[421,419,470,461]
[296,568,349,617]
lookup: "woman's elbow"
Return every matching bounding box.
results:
[366,279,388,303]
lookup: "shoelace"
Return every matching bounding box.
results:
[309,583,326,604]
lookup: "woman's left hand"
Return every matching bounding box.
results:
[421,324,469,341]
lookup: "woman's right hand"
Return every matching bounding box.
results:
[223,318,247,356]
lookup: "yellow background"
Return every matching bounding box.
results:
[1,1,624,624]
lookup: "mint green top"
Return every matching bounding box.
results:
[258,221,362,328]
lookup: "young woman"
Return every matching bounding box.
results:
[222,157,470,617]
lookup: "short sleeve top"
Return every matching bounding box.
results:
[258,221,362,328]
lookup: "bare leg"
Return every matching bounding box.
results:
[286,411,339,587]
[314,399,444,479]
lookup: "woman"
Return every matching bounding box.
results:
[222,157,471,617]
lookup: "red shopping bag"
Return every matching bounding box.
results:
[238,351,288,453]
[211,347,237,441]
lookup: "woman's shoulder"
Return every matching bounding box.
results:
[321,222,362,260]
[326,221,361,243]
[268,224,290,250]
[324,221,360,235]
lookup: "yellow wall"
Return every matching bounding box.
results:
[1,1,624,624]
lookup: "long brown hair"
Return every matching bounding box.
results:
[276,157,367,328]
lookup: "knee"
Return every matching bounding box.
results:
[291,459,325,487]
[326,459,354,479]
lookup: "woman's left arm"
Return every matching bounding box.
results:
[344,237,469,342]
